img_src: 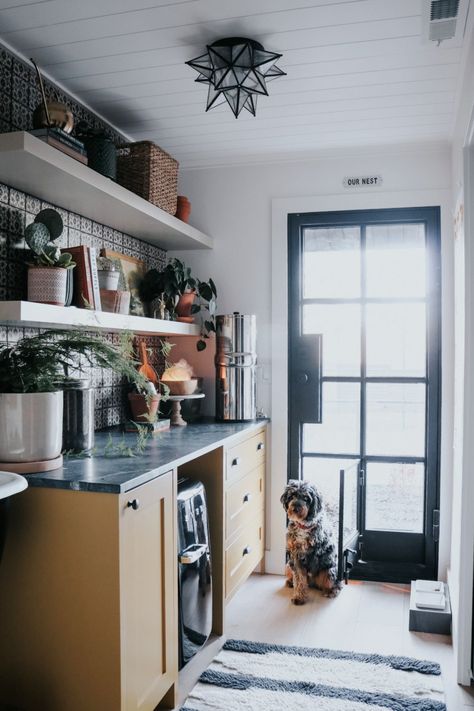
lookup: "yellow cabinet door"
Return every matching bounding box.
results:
[119,470,177,711]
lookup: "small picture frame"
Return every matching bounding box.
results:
[99,248,146,316]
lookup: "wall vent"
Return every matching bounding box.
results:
[423,0,470,45]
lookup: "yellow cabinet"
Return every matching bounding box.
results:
[0,471,178,711]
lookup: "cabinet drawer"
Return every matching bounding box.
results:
[226,430,266,483]
[226,464,264,539]
[225,518,264,598]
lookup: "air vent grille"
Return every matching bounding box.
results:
[430,0,460,20]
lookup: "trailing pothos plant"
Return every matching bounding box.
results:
[0,329,148,394]
[140,258,217,351]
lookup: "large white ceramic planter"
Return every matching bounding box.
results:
[0,392,63,462]
[28,266,67,306]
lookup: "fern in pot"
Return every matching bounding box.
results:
[25,209,75,306]
[0,330,147,466]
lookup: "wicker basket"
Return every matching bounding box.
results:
[116,141,178,214]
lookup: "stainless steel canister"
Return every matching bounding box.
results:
[62,378,95,453]
[215,313,257,421]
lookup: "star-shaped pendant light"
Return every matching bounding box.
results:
[186,37,286,118]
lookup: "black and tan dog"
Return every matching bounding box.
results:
[281,479,341,604]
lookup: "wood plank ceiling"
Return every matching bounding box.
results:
[0,0,469,168]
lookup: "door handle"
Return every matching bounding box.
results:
[296,372,309,385]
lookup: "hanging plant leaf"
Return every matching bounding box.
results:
[196,339,206,351]
[35,208,63,241]
[209,277,217,297]
[191,304,201,314]
[204,320,215,333]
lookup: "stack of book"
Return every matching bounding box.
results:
[61,246,101,310]
[30,128,88,165]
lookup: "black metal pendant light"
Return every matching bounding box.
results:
[186,37,286,118]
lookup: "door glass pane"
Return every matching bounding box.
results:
[366,303,426,377]
[341,460,359,545]
[366,223,426,298]
[303,303,361,376]
[366,383,426,457]
[303,382,360,455]
[366,462,424,533]
[303,226,360,299]
[303,457,357,536]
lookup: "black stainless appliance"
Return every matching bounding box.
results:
[215,312,257,421]
[177,478,212,668]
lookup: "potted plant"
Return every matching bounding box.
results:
[140,258,217,350]
[25,209,75,306]
[0,330,148,465]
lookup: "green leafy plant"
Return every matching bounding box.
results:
[25,208,75,270]
[0,330,149,394]
[140,259,217,350]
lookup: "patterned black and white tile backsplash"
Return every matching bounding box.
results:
[0,42,168,430]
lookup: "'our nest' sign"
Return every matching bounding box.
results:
[343,175,383,188]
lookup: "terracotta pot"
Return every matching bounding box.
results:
[176,291,196,322]
[28,266,68,306]
[128,392,160,423]
[175,195,191,223]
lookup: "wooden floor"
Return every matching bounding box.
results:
[222,574,474,711]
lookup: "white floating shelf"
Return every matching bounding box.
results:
[0,301,200,337]
[0,132,213,251]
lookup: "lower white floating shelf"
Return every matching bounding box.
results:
[0,301,200,337]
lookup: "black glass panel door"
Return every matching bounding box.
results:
[288,207,441,582]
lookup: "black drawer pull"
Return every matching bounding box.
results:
[127,499,140,511]
[232,457,241,467]
[243,492,252,503]
[242,546,252,556]
[257,442,265,451]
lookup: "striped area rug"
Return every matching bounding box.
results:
[182,639,446,711]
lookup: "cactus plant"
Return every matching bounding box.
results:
[34,208,63,241]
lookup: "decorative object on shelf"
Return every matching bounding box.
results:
[175,195,191,223]
[30,127,87,164]
[63,245,97,309]
[137,340,159,385]
[116,140,178,214]
[100,248,146,316]
[0,330,148,471]
[186,37,286,118]
[30,58,74,133]
[25,208,75,307]
[140,258,217,349]
[97,256,120,291]
[161,358,198,396]
[99,289,130,314]
[128,390,160,424]
[76,122,117,179]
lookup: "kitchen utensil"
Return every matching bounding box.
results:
[138,340,159,385]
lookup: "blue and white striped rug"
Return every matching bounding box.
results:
[182,639,446,711]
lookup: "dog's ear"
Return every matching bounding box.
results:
[304,481,322,519]
[280,479,299,509]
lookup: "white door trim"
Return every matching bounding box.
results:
[267,188,453,576]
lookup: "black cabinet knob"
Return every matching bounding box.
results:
[242,546,252,556]
[243,492,252,503]
[232,457,241,467]
[257,442,265,451]
[127,499,140,511]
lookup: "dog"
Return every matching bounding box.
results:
[281,479,341,604]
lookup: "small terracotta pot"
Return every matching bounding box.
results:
[176,291,196,322]
[175,195,191,223]
[128,392,160,423]
[28,266,68,306]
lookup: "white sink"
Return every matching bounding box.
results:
[0,471,28,500]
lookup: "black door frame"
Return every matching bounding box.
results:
[288,207,442,583]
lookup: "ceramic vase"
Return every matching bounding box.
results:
[0,391,63,462]
[28,266,67,306]
[175,196,191,223]
[128,392,161,423]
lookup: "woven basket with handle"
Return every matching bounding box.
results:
[116,141,179,214]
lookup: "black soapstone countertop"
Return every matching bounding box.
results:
[25,419,268,494]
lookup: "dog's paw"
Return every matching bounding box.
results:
[323,586,341,598]
[285,579,294,588]
[291,596,307,605]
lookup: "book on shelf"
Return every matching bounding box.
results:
[29,129,88,165]
[30,127,86,152]
[124,419,171,434]
[88,246,101,311]
[62,246,94,309]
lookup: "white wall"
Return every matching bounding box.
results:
[173,142,454,579]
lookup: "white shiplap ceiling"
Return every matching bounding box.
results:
[0,0,470,168]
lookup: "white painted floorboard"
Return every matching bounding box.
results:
[224,575,474,711]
